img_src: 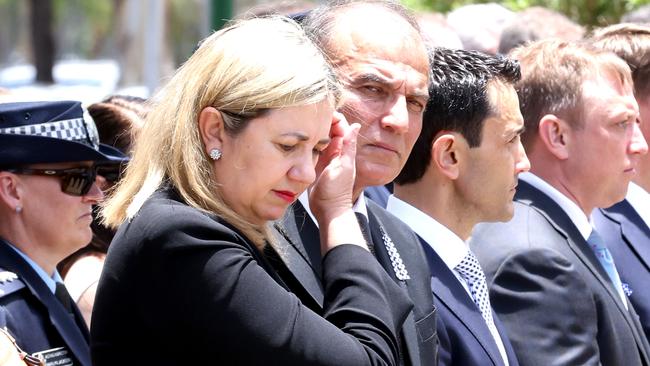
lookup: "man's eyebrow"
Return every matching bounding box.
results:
[507,125,526,138]
[354,73,389,84]
[408,90,430,100]
[354,72,429,99]
[515,126,526,135]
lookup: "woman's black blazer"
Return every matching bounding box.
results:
[90,187,412,365]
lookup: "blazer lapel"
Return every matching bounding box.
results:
[493,316,519,366]
[366,203,422,366]
[602,201,650,271]
[272,202,325,307]
[516,182,623,303]
[0,241,91,366]
[421,238,504,366]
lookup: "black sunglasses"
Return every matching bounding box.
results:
[96,163,125,184]
[4,165,100,196]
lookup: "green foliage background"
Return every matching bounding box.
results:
[403,0,650,28]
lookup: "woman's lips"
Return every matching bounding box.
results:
[273,190,296,203]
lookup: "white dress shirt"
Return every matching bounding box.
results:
[387,194,510,366]
[626,182,650,228]
[520,172,592,240]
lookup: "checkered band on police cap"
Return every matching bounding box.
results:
[0,101,100,150]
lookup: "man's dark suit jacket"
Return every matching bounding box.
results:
[273,199,438,366]
[419,238,519,366]
[593,199,650,340]
[470,180,650,366]
[0,239,90,366]
[91,188,412,365]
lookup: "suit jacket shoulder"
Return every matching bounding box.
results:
[471,181,650,366]
[594,200,650,340]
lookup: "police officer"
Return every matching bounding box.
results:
[0,101,127,366]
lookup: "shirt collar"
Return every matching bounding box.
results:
[520,172,592,240]
[8,244,62,294]
[626,182,650,227]
[387,194,468,270]
[298,190,368,228]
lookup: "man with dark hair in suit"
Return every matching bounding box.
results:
[271,1,438,365]
[470,39,650,366]
[590,23,650,341]
[388,47,528,366]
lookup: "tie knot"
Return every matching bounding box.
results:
[455,251,485,283]
[588,229,614,264]
[588,229,604,247]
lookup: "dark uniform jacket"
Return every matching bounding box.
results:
[0,239,90,366]
[272,199,438,366]
[90,187,413,365]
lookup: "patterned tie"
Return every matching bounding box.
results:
[355,212,375,255]
[455,251,499,335]
[587,229,628,308]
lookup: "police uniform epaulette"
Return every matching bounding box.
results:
[0,270,25,298]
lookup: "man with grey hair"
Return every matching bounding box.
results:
[270,1,438,365]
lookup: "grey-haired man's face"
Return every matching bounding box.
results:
[327,6,430,195]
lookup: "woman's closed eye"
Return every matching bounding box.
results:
[278,143,296,153]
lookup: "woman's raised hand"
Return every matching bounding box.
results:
[310,113,367,254]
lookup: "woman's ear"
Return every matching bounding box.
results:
[432,133,461,180]
[198,106,226,155]
[0,172,22,212]
[538,114,570,160]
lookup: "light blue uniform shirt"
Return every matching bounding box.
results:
[8,243,63,294]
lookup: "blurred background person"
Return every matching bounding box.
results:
[0,100,127,366]
[590,23,650,341]
[416,11,463,49]
[447,3,515,54]
[91,16,412,365]
[622,5,650,24]
[58,95,148,327]
[498,6,584,55]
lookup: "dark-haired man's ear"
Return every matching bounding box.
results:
[431,133,461,180]
[198,107,226,157]
[538,114,569,160]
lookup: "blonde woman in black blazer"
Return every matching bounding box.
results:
[90,17,412,365]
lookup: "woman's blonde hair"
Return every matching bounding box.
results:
[102,16,340,249]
